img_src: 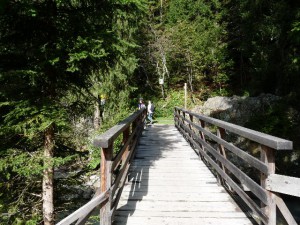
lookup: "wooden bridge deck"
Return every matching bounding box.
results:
[113,125,254,225]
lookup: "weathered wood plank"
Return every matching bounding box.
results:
[119,192,230,201]
[113,216,252,225]
[100,145,113,225]
[56,191,108,225]
[126,180,219,187]
[120,185,225,193]
[115,211,250,218]
[266,174,300,197]
[117,200,241,211]
[114,125,253,225]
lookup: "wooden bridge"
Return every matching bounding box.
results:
[57,108,300,225]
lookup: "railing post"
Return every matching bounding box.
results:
[100,144,113,225]
[260,145,276,225]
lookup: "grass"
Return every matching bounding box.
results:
[153,117,174,125]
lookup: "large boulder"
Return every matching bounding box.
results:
[194,94,280,125]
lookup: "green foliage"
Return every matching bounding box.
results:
[225,0,300,99]
[0,0,148,222]
[153,89,200,118]
[136,0,232,100]
[244,100,300,176]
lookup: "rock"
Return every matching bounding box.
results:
[59,184,94,201]
[194,94,280,125]
[86,174,100,188]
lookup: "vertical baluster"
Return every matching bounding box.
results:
[122,127,130,165]
[188,114,194,147]
[174,108,178,127]
[217,127,227,186]
[260,145,276,225]
[198,119,206,160]
[100,144,113,225]
[182,111,187,137]
[189,114,194,135]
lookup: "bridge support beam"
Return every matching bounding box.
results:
[260,145,276,225]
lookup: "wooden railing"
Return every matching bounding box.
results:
[56,109,146,225]
[174,107,300,225]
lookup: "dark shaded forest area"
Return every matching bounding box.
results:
[0,0,299,224]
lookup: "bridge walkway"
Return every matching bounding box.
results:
[113,125,253,225]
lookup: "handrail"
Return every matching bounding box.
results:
[174,107,299,225]
[56,190,109,225]
[178,107,293,150]
[56,109,146,225]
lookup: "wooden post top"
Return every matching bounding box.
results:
[93,109,145,148]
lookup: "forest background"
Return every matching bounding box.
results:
[0,0,299,224]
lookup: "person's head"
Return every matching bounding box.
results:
[148,100,151,104]
[139,98,143,103]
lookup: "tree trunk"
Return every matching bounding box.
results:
[43,124,55,225]
[94,101,100,130]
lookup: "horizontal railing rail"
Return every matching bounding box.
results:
[56,109,146,225]
[174,107,299,225]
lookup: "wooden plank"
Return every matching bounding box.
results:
[128,174,216,181]
[130,161,204,166]
[117,200,240,212]
[119,192,230,202]
[175,107,293,150]
[100,145,113,225]
[260,145,276,225]
[115,210,250,218]
[126,180,218,187]
[120,185,225,193]
[114,216,252,225]
[266,174,300,197]
[56,191,108,225]
[114,125,253,225]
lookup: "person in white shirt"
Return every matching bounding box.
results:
[147,100,154,124]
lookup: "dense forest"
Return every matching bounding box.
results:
[0,0,299,224]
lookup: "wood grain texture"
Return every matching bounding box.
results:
[266,174,300,197]
[113,125,253,225]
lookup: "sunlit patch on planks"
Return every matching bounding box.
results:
[113,125,253,225]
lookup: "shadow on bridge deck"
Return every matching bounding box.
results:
[113,125,256,225]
